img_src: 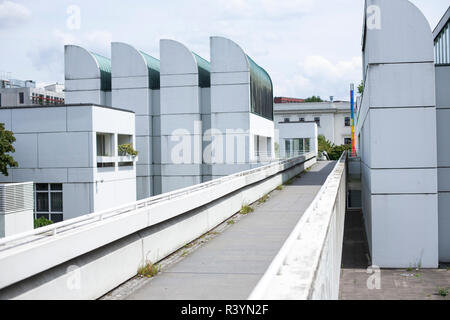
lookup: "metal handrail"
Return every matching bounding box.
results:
[0,153,315,249]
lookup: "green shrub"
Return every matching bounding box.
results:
[318,135,350,160]
[118,144,138,157]
[240,205,254,215]
[438,287,449,297]
[34,217,53,229]
[137,261,160,278]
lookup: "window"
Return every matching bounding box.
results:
[345,138,352,145]
[35,183,63,222]
[97,133,114,157]
[345,117,351,127]
[299,117,305,122]
[97,133,115,167]
[284,118,290,123]
[314,117,321,127]
[285,140,291,157]
[19,92,24,104]
[0,93,2,107]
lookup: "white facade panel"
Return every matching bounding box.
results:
[371,168,437,194]
[12,108,67,133]
[371,194,439,268]
[370,108,437,168]
[368,63,436,108]
[12,134,38,169]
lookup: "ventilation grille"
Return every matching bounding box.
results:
[0,182,34,215]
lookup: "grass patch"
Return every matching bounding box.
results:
[227,220,235,225]
[258,194,269,204]
[407,267,413,272]
[181,250,189,257]
[137,261,161,278]
[184,243,194,249]
[284,178,294,186]
[240,205,254,215]
[276,185,283,191]
[438,287,449,298]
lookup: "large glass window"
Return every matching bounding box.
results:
[19,92,24,104]
[35,183,63,222]
[248,55,273,121]
[96,133,114,157]
[435,22,450,65]
[285,140,291,158]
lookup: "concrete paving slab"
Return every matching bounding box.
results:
[120,161,336,300]
[339,210,450,300]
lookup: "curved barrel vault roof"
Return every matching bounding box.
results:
[210,36,273,120]
[362,0,434,66]
[65,45,112,91]
[160,39,210,88]
[112,42,160,89]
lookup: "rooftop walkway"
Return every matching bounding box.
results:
[105,161,336,300]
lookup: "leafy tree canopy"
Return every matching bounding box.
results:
[358,80,364,94]
[318,135,350,160]
[0,123,18,176]
[304,96,323,103]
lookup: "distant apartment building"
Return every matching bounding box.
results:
[277,120,318,158]
[274,99,351,146]
[0,78,64,107]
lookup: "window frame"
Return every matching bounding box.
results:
[345,117,351,127]
[314,117,321,127]
[34,183,63,222]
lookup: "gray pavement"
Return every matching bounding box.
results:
[339,210,450,300]
[124,161,336,300]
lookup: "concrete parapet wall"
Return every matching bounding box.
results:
[0,154,316,300]
[249,155,346,300]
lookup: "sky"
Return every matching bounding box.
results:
[0,0,448,101]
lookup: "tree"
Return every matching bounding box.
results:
[358,80,364,94]
[304,96,323,103]
[318,134,350,160]
[0,123,18,176]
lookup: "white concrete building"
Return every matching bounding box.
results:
[65,45,112,107]
[210,37,275,179]
[277,121,318,158]
[63,37,278,195]
[111,42,161,199]
[274,101,351,146]
[434,5,450,263]
[0,104,136,221]
[159,40,210,193]
[356,0,439,267]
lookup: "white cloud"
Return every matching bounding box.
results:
[271,55,361,100]
[0,0,31,28]
[217,0,314,20]
[53,29,113,56]
[301,55,361,81]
